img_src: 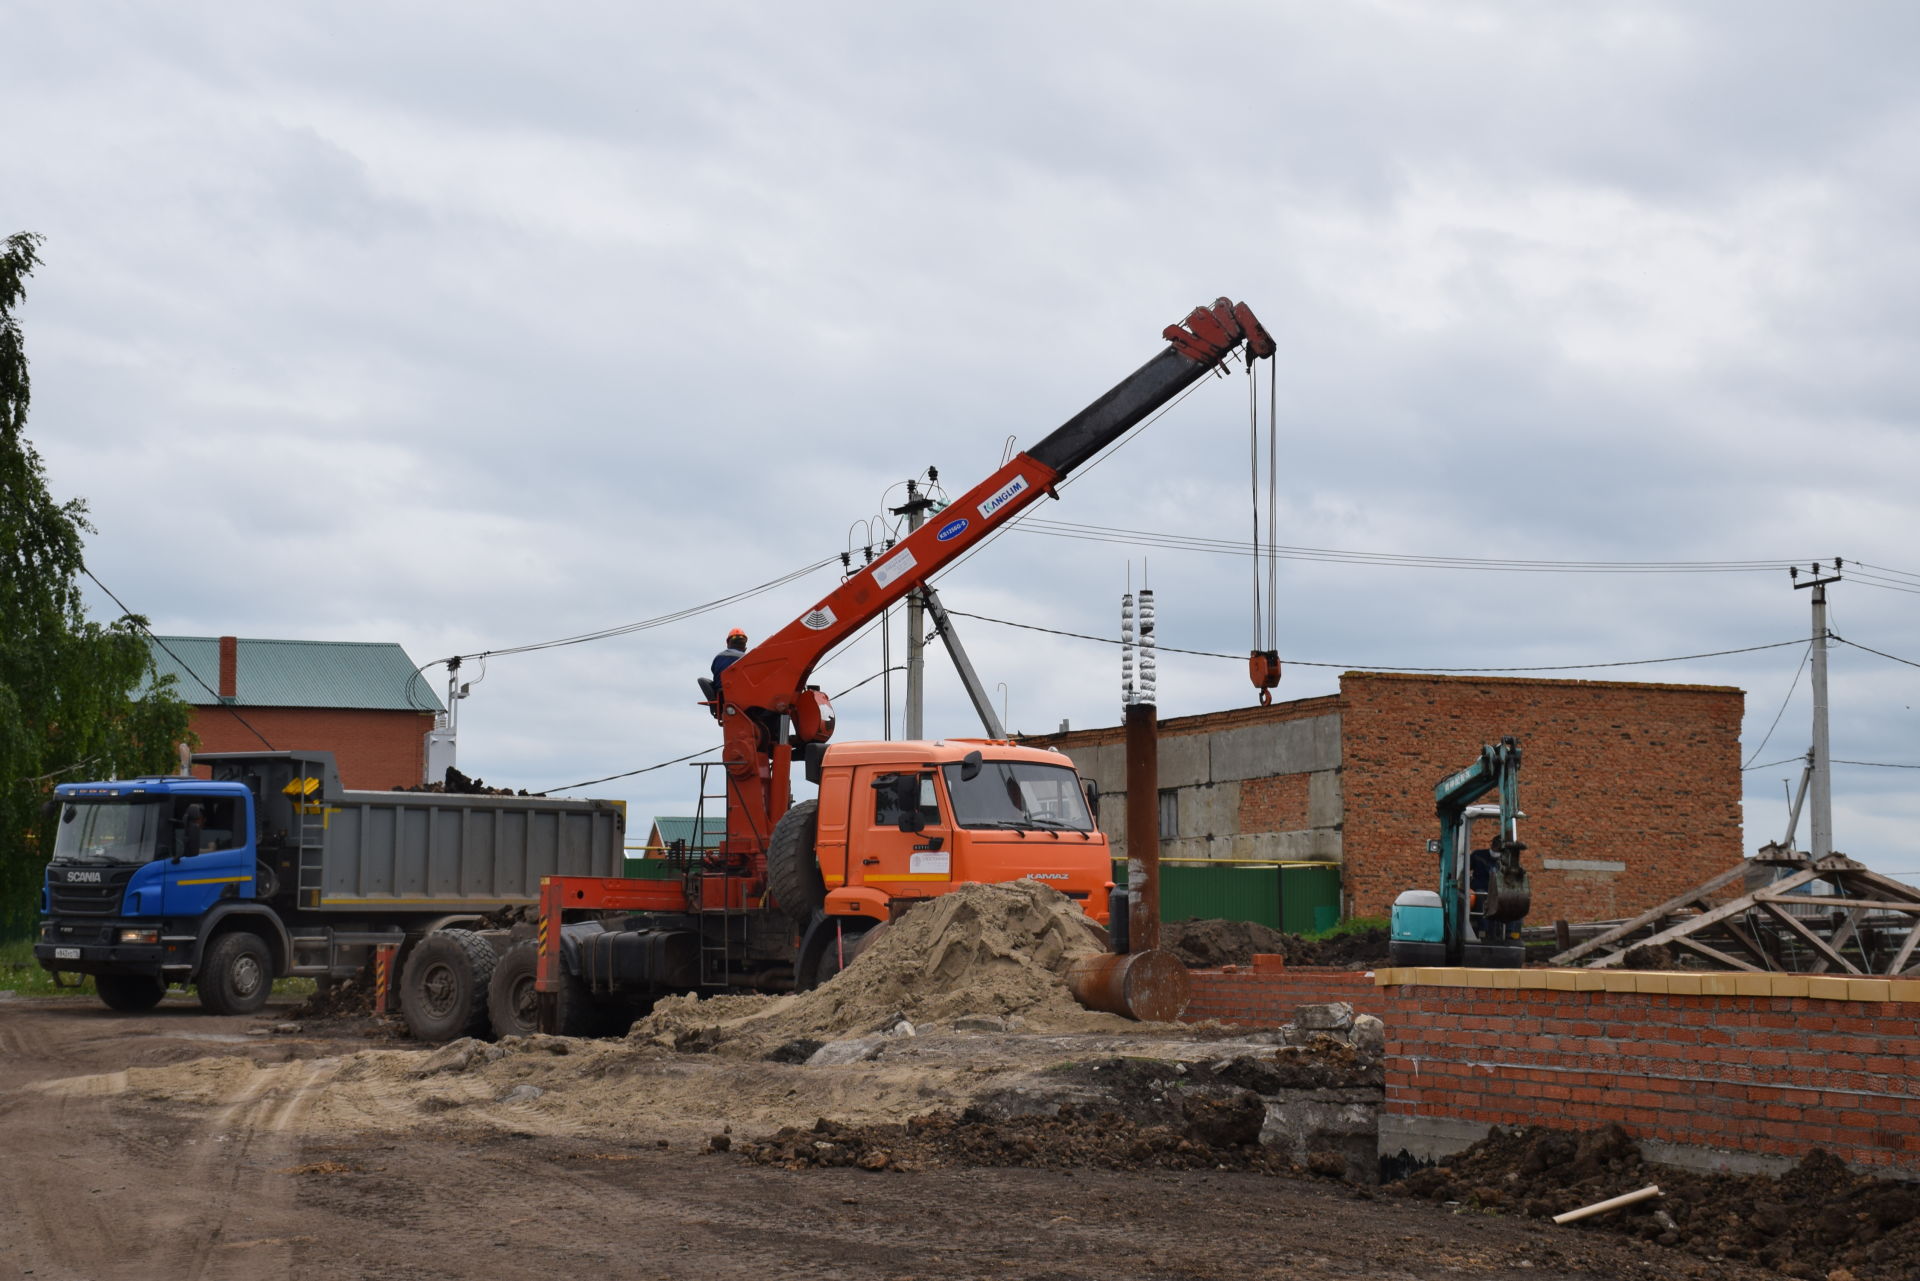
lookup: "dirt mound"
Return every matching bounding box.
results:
[1394,1123,1920,1279]
[725,1104,1297,1174]
[394,765,531,795]
[1163,918,1389,970]
[630,880,1129,1057]
[287,972,383,1022]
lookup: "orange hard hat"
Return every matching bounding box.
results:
[726,628,747,642]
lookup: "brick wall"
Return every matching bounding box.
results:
[1338,672,1744,921]
[1384,984,1920,1175]
[1239,773,1309,832]
[190,707,434,791]
[1181,967,1920,1177]
[1185,965,1390,1023]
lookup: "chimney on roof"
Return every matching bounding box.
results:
[218,636,237,702]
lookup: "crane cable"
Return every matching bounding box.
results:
[1247,356,1281,703]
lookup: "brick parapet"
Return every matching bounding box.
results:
[1181,965,1920,1175]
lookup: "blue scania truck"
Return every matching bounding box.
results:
[34,750,623,1040]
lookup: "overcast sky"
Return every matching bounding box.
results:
[7,2,1917,882]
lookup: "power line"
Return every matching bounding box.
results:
[1845,570,1920,598]
[1743,755,1807,773]
[946,608,1808,674]
[537,666,907,795]
[1833,636,1920,671]
[1834,759,1920,770]
[539,746,716,795]
[81,568,276,750]
[1742,643,1811,769]
[1013,518,1810,574]
[452,554,839,663]
[1855,561,1920,584]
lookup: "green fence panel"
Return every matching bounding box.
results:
[1112,859,1341,933]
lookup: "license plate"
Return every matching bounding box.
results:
[54,947,80,960]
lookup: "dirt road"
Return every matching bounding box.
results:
[0,994,1766,1281]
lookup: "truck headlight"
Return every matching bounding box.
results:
[118,928,160,945]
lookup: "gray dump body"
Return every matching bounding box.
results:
[199,750,623,913]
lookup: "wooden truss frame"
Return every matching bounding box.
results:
[1549,845,1920,974]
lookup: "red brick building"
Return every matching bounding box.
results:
[150,635,443,791]
[1028,672,1744,925]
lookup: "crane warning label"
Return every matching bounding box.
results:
[872,549,918,590]
[801,605,838,630]
[977,475,1029,521]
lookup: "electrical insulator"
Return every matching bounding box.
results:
[1120,592,1136,706]
[1138,588,1157,705]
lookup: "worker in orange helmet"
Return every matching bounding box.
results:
[699,629,749,721]
[711,628,748,686]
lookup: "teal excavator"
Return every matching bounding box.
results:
[1389,736,1531,968]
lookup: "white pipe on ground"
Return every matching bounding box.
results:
[1552,1185,1662,1225]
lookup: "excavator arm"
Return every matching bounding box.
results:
[1433,735,1530,962]
[714,297,1276,864]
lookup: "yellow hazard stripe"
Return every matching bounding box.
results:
[863,873,951,883]
[176,875,252,886]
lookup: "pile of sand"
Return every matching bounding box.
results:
[630,879,1126,1057]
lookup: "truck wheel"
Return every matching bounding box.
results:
[799,916,878,990]
[489,939,615,1038]
[765,798,825,926]
[96,973,167,1012]
[197,932,274,1015]
[486,940,541,1038]
[400,929,498,1042]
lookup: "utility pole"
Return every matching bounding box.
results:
[1791,560,1843,859]
[890,473,938,740]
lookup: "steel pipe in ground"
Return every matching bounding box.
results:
[1125,701,1160,954]
[1063,948,1190,1022]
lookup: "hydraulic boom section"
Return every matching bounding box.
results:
[712,297,1277,880]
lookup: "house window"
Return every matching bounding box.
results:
[1158,789,1179,841]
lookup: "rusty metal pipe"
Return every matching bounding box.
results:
[1063,948,1190,1022]
[1124,701,1159,954]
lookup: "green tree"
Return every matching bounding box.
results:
[1,232,192,937]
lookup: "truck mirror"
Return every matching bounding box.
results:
[959,750,983,782]
[890,775,925,833]
[1083,780,1100,811]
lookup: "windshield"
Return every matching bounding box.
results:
[51,800,164,865]
[942,761,1094,832]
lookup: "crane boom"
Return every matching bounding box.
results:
[714,297,1276,867]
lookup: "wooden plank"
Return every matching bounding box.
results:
[1551,862,1754,964]
[1717,912,1775,967]
[1672,935,1762,972]
[1888,918,1920,976]
[1578,868,1826,963]
[1759,898,1920,914]
[1840,868,1920,903]
[1753,900,1865,975]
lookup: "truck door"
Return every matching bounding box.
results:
[160,794,255,916]
[852,769,951,897]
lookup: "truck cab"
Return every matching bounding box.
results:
[813,739,1110,924]
[37,776,271,1010]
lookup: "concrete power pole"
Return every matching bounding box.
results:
[1792,560,1843,858]
[891,476,937,740]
